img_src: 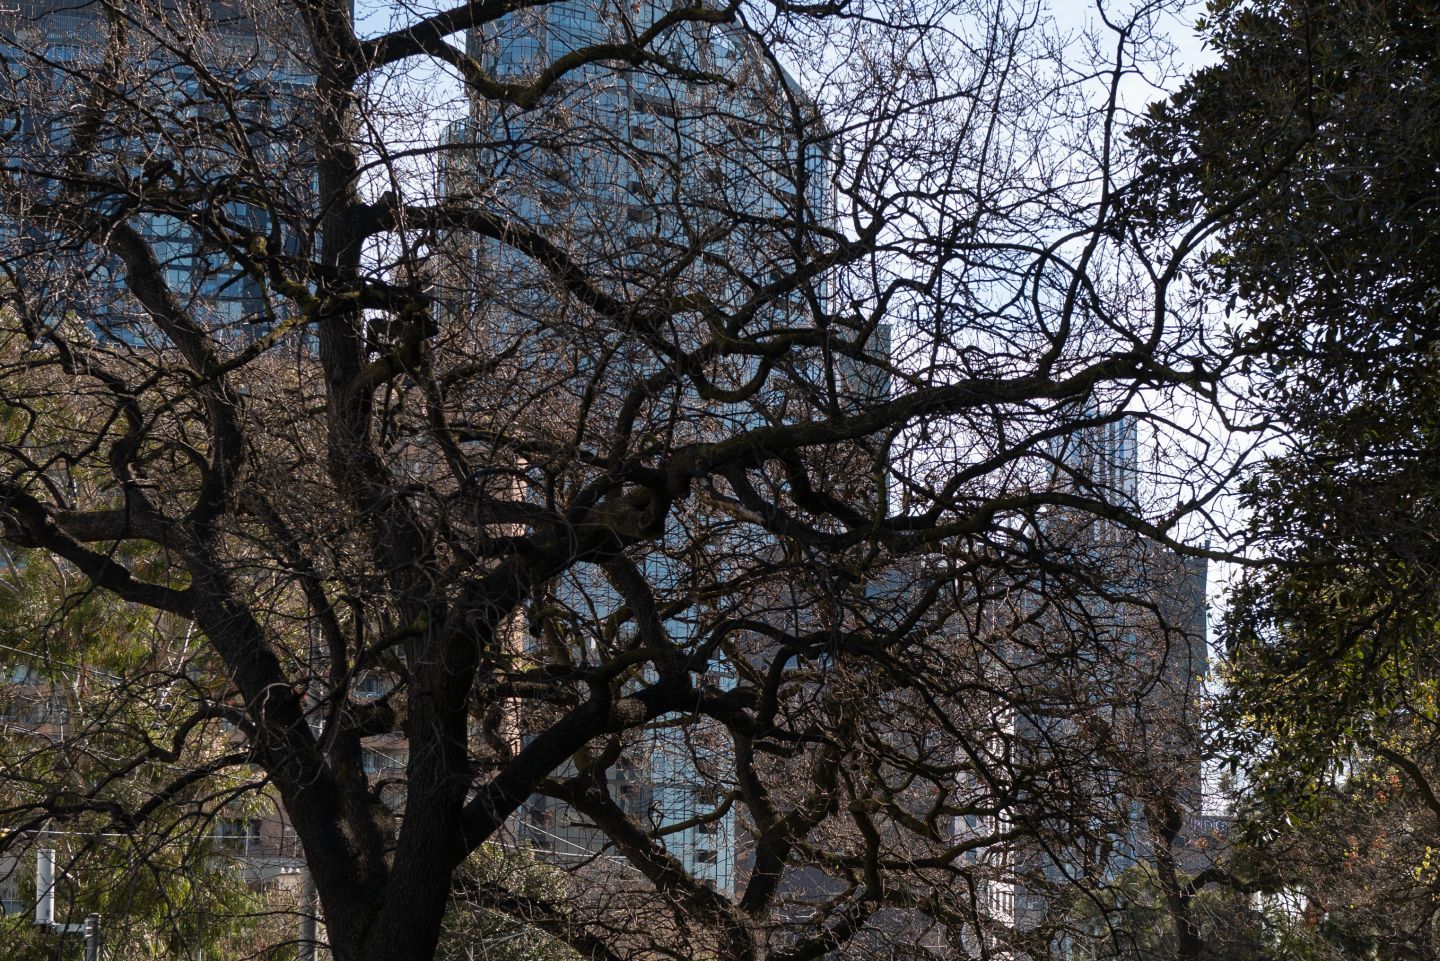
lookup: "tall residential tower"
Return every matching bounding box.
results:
[443,0,839,895]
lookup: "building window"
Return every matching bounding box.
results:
[215,817,262,854]
[361,747,405,775]
[352,672,391,701]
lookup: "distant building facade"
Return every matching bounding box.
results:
[442,0,843,897]
[960,411,1209,957]
[0,0,315,343]
[0,0,317,921]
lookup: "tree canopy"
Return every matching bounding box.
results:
[1123,0,1440,956]
[0,0,1251,959]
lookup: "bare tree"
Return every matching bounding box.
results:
[0,1,1238,959]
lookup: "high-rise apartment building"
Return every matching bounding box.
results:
[441,0,841,895]
[0,0,314,343]
[960,411,1208,956]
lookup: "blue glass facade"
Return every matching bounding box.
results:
[450,0,841,895]
[0,2,313,344]
[963,411,1209,949]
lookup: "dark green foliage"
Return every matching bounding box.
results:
[1069,864,1281,961]
[1132,0,1440,804]
[438,845,577,961]
[1124,3,1440,957]
[0,547,283,960]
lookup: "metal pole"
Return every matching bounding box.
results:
[83,913,101,961]
[298,866,316,961]
[34,848,55,927]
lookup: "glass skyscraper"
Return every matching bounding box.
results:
[0,1,314,344]
[960,410,1208,955]
[443,0,840,894]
